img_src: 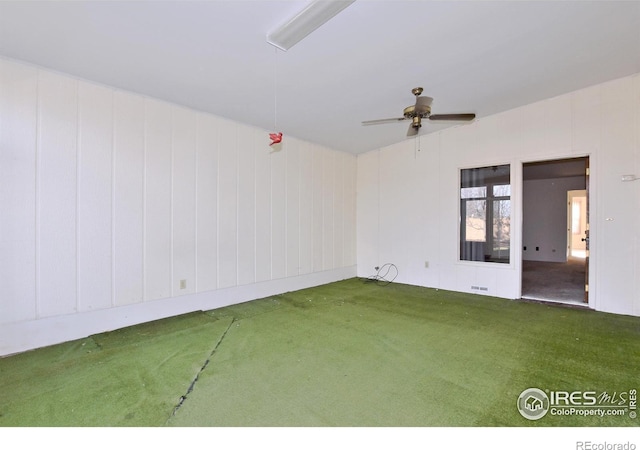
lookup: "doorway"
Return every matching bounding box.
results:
[521,157,589,306]
[567,190,587,258]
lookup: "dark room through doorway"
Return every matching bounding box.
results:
[521,157,589,306]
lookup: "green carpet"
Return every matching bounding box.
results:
[1,279,639,427]
[0,312,233,426]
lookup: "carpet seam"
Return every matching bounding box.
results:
[166,317,236,423]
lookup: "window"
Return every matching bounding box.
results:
[460,165,511,263]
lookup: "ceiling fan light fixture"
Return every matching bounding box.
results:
[267,1,355,51]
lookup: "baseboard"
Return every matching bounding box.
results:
[0,266,356,357]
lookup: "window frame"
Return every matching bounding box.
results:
[459,164,512,265]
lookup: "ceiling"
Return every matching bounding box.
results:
[0,1,639,155]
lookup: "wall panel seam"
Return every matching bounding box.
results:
[110,90,116,308]
[170,108,175,296]
[298,146,302,275]
[75,79,80,313]
[284,145,288,277]
[253,132,257,282]
[142,100,148,301]
[216,120,220,287]
[236,124,240,286]
[34,70,41,319]
[270,143,273,280]
[194,115,199,293]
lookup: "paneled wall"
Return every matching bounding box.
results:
[0,58,356,355]
[357,73,640,317]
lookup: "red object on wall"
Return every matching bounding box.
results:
[269,132,283,146]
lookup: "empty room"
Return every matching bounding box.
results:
[1,0,639,442]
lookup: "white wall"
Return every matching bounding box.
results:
[0,58,357,356]
[357,73,640,317]
[523,176,585,262]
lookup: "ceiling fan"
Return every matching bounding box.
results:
[362,87,476,136]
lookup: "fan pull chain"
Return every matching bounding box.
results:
[269,46,283,147]
[273,46,278,131]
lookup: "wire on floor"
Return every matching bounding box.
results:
[364,263,398,286]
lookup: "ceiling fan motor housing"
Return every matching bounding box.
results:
[403,105,431,120]
[403,92,433,127]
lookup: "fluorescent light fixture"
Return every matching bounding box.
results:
[267,1,355,51]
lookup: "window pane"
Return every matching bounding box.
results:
[461,186,486,199]
[493,184,511,197]
[465,200,486,242]
[492,199,511,260]
[461,165,509,188]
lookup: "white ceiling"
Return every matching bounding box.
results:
[1,1,639,155]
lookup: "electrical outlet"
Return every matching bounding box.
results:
[424,261,429,268]
[180,279,187,290]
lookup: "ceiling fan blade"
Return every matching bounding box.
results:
[428,113,476,121]
[406,125,419,137]
[362,117,406,125]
